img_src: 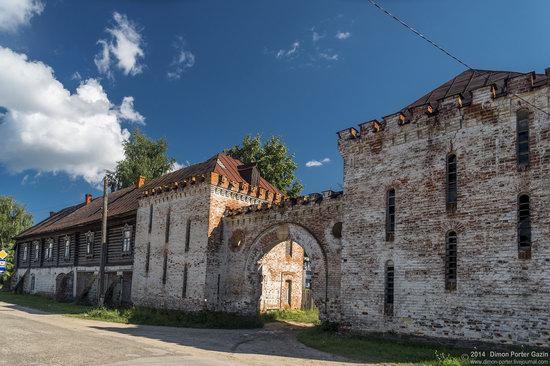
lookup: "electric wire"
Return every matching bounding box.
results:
[366,0,550,117]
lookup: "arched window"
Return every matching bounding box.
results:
[445,232,457,291]
[446,154,457,212]
[518,194,531,259]
[386,189,396,241]
[516,110,530,169]
[384,260,394,316]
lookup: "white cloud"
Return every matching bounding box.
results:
[167,37,195,80]
[0,46,144,185]
[312,31,324,42]
[336,31,351,40]
[0,0,44,33]
[169,161,188,172]
[95,12,145,78]
[71,71,82,80]
[276,41,300,59]
[117,96,145,124]
[305,158,331,168]
[318,52,339,61]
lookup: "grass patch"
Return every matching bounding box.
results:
[263,308,320,324]
[297,326,466,365]
[0,291,93,314]
[0,291,263,329]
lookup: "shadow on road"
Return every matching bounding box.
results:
[88,322,360,364]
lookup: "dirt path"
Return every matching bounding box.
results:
[0,301,366,366]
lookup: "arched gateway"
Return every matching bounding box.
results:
[221,191,343,321]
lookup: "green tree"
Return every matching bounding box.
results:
[226,135,303,197]
[0,196,33,286]
[107,129,177,191]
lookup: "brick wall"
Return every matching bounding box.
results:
[260,241,304,311]
[338,76,550,347]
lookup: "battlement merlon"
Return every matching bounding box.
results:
[139,171,284,204]
[337,69,550,149]
[224,190,343,218]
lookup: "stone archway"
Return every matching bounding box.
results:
[242,222,330,319]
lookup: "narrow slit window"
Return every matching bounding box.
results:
[518,194,531,258]
[185,219,191,252]
[386,189,395,241]
[285,241,293,257]
[145,242,151,273]
[445,231,457,291]
[516,110,530,169]
[162,249,168,285]
[285,280,292,306]
[23,244,28,262]
[148,205,153,234]
[447,154,457,211]
[165,208,171,243]
[384,261,394,316]
[182,265,188,298]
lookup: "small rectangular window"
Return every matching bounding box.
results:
[23,244,28,261]
[86,231,94,257]
[64,236,70,259]
[122,225,132,253]
[45,239,53,260]
[33,241,40,261]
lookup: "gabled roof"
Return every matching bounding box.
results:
[406,69,547,110]
[16,153,282,240]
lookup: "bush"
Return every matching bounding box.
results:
[262,308,320,324]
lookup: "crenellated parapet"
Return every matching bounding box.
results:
[337,69,550,150]
[224,190,343,219]
[141,171,283,204]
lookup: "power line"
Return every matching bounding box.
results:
[366,0,550,118]
[366,0,474,71]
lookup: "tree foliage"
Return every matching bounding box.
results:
[0,196,33,285]
[107,129,177,191]
[226,135,302,198]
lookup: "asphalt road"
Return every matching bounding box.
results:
[0,301,362,366]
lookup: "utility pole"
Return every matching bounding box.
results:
[98,176,108,306]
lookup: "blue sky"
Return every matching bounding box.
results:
[0,0,549,223]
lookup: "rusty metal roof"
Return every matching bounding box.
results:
[16,153,282,239]
[406,69,547,110]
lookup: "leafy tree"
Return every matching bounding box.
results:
[226,135,303,198]
[0,196,33,286]
[107,129,177,191]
